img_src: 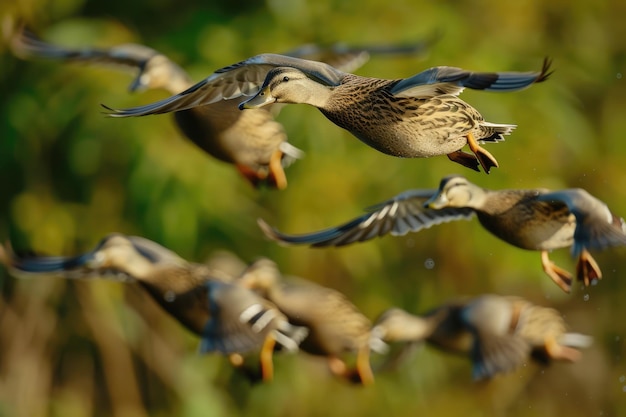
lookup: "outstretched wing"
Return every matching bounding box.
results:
[258,189,475,247]
[10,26,159,71]
[536,189,626,255]
[2,243,135,282]
[390,57,552,98]
[103,53,347,117]
[285,32,439,74]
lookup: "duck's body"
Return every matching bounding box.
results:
[239,258,377,385]
[467,188,576,251]
[259,175,626,293]
[372,295,592,380]
[2,234,307,381]
[261,72,515,165]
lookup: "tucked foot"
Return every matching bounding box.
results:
[355,346,374,386]
[236,163,266,188]
[576,249,602,286]
[229,353,245,367]
[327,356,348,379]
[466,132,499,174]
[541,251,573,293]
[447,150,480,172]
[268,149,288,190]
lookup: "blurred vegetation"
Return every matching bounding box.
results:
[1,0,626,416]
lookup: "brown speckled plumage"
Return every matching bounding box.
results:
[318,74,508,159]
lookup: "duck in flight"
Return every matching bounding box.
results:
[257,175,626,293]
[104,52,551,173]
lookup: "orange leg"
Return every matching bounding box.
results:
[466,132,499,174]
[541,251,573,293]
[576,249,602,286]
[447,150,480,172]
[267,149,288,190]
[355,347,374,386]
[259,336,276,382]
[544,336,581,362]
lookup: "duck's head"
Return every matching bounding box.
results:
[127,50,191,94]
[240,67,325,109]
[424,175,480,209]
[87,233,156,278]
[371,308,433,344]
[237,257,281,293]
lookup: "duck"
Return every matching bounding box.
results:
[104,52,551,173]
[1,234,307,381]
[9,26,303,189]
[258,175,626,293]
[238,257,383,385]
[371,294,592,380]
[12,27,434,188]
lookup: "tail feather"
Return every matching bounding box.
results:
[559,332,593,348]
[478,122,516,143]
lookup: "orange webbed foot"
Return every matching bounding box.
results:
[576,248,602,287]
[267,149,288,190]
[541,251,573,293]
[466,132,499,174]
[447,150,481,172]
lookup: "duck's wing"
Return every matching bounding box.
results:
[257,189,475,247]
[469,331,531,380]
[390,57,552,98]
[2,240,134,282]
[103,53,347,117]
[537,189,626,255]
[10,26,159,71]
[285,32,439,74]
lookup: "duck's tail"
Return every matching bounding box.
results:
[477,122,517,143]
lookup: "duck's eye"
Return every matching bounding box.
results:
[282,76,289,82]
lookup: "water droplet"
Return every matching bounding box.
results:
[164,291,176,302]
[583,294,590,301]
[619,375,625,383]
[622,385,626,393]
[424,258,435,269]
[617,73,623,79]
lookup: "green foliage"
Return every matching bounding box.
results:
[1,0,626,416]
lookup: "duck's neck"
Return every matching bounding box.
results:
[164,71,194,95]
[288,80,334,109]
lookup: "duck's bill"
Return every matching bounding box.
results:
[239,87,275,109]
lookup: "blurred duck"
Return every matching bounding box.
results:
[371,294,592,380]
[103,48,550,173]
[12,27,435,187]
[238,258,383,385]
[1,234,307,381]
[258,175,626,293]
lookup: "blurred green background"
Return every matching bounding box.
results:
[1,0,625,416]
